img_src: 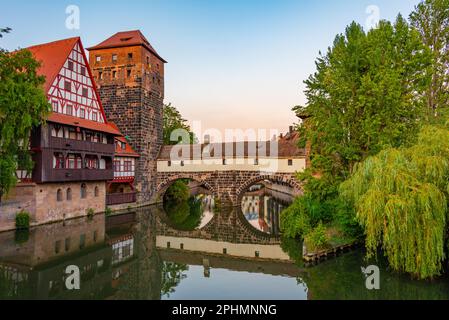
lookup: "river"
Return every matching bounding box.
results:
[0,186,448,300]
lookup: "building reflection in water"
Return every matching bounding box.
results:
[241,185,293,236]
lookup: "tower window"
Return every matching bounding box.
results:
[96,55,101,62]
[81,183,87,199]
[128,53,133,59]
[99,71,103,80]
[112,71,117,79]
[57,189,63,202]
[112,54,117,62]
[66,188,72,201]
[127,70,131,78]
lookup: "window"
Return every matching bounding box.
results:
[80,183,87,199]
[66,188,72,201]
[54,153,65,169]
[82,88,88,97]
[126,70,131,78]
[92,113,97,121]
[66,105,73,116]
[99,71,103,80]
[68,61,74,71]
[181,161,185,167]
[55,241,61,254]
[254,159,259,165]
[52,101,58,112]
[112,71,117,79]
[79,234,86,250]
[121,142,126,150]
[146,56,150,67]
[112,54,117,62]
[114,160,121,172]
[124,161,132,172]
[85,157,99,169]
[68,128,77,140]
[128,53,133,59]
[57,189,63,202]
[80,66,86,76]
[288,159,293,166]
[222,159,227,165]
[168,161,172,167]
[96,55,101,62]
[64,81,71,92]
[94,186,99,197]
[65,238,71,251]
[67,154,82,169]
[80,108,85,119]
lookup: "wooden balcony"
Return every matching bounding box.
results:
[49,137,115,155]
[106,192,137,206]
[43,168,114,183]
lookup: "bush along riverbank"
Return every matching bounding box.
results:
[282,0,449,280]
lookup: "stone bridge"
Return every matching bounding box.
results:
[154,137,306,206]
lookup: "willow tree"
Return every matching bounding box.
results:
[340,125,449,279]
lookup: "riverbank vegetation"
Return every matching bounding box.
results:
[281,0,449,279]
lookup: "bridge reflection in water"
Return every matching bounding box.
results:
[1,189,449,300]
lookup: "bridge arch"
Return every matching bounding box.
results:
[155,173,217,203]
[235,174,302,207]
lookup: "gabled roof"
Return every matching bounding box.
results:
[86,30,167,63]
[25,37,80,92]
[109,123,140,157]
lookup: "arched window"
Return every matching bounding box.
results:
[66,188,72,201]
[81,183,87,199]
[94,186,99,197]
[57,189,63,202]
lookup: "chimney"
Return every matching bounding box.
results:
[204,134,210,145]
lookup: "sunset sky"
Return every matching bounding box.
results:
[1,0,417,141]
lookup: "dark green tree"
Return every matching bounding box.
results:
[163,103,196,145]
[0,44,51,201]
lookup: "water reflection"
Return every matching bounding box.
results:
[241,185,293,236]
[0,204,448,300]
[164,195,215,231]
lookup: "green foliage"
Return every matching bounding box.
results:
[280,237,304,267]
[164,197,203,231]
[161,262,188,298]
[14,229,29,244]
[299,17,431,185]
[15,210,30,230]
[304,222,329,252]
[0,47,51,199]
[163,103,196,145]
[410,0,449,119]
[280,197,311,238]
[164,180,190,203]
[340,125,449,279]
[105,207,113,217]
[86,208,95,218]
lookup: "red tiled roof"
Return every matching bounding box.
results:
[25,37,80,92]
[109,123,140,157]
[87,30,167,63]
[47,113,122,135]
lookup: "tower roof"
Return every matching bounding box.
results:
[87,30,167,63]
[25,37,80,92]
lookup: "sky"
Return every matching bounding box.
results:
[1,0,418,141]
